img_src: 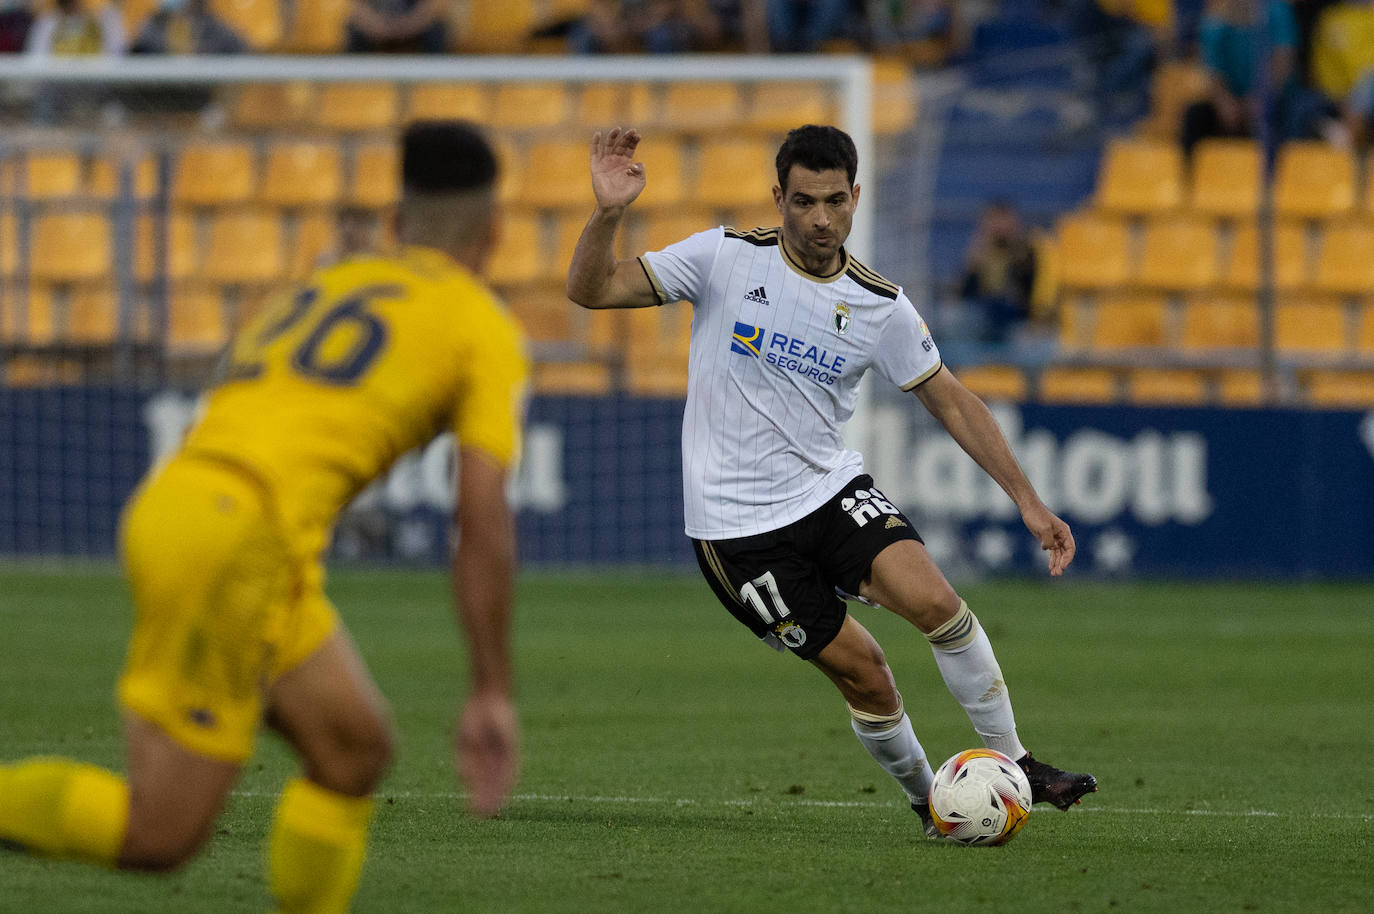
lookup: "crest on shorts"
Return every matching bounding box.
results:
[774,620,807,649]
[832,302,851,335]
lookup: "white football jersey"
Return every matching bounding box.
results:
[640,226,941,540]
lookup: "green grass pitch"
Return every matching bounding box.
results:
[2,564,1372,912]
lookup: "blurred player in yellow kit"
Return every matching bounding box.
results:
[0,121,528,912]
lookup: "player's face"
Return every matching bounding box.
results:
[773,166,859,275]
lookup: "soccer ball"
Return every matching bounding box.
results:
[928,748,1032,846]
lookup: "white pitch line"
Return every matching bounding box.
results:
[227,791,1374,821]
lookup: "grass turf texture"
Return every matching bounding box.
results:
[1,566,1372,912]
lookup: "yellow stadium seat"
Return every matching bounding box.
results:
[746,82,837,133]
[173,141,256,206]
[2,285,56,344]
[64,285,119,344]
[406,83,489,122]
[283,0,348,52]
[1312,221,1374,296]
[260,142,343,208]
[1189,139,1261,219]
[1302,370,1374,407]
[518,140,596,209]
[872,57,917,136]
[1133,215,1218,290]
[1,212,17,278]
[210,0,282,49]
[30,212,111,283]
[1180,293,1259,350]
[1090,293,1171,349]
[135,212,198,283]
[506,286,574,343]
[286,212,337,279]
[954,364,1026,401]
[1223,221,1307,292]
[1142,60,1209,140]
[348,144,399,209]
[1275,296,1348,356]
[1359,300,1374,354]
[726,201,782,233]
[531,360,612,396]
[694,139,775,208]
[460,0,535,52]
[89,153,158,199]
[661,83,742,133]
[633,140,686,209]
[488,212,544,287]
[1037,366,1118,403]
[231,82,316,131]
[640,209,715,253]
[121,0,160,35]
[488,82,569,130]
[1056,291,1091,350]
[552,210,626,281]
[166,286,228,353]
[1125,368,1207,405]
[1216,369,1267,406]
[627,354,689,397]
[203,211,284,284]
[576,83,622,127]
[1094,138,1184,214]
[1055,212,1131,289]
[314,84,398,132]
[1273,141,1355,219]
[0,151,82,199]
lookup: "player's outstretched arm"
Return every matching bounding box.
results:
[452,445,520,817]
[913,368,1076,576]
[566,127,660,310]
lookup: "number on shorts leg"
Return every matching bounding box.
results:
[739,571,790,625]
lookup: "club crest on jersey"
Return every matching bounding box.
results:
[731,322,764,357]
[832,302,851,335]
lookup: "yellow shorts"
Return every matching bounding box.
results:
[116,455,338,764]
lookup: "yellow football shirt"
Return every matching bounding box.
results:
[180,245,528,560]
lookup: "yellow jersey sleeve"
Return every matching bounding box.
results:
[452,302,529,468]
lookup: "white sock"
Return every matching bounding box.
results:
[926,601,1026,762]
[850,705,935,804]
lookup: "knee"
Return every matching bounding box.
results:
[308,710,395,797]
[119,805,214,873]
[895,585,962,634]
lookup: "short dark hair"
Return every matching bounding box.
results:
[775,125,858,191]
[402,120,498,194]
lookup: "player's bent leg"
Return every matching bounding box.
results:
[859,539,961,633]
[263,629,393,914]
[0,757,130,866]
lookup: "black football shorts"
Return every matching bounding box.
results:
[692,475,923,660]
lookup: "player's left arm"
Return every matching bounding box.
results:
[913,368,1076,576]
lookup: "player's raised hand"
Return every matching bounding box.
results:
[456,690,520,818]
[589,127,646,210]
[1022,502,1076,576]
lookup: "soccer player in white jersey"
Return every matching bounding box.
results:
[566,125,1096,833]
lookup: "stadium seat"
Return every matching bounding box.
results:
[1055,291,1091,350]
[63,285,119,344]
[1036,366,1118,403]
[632,140,686,208]
[286,212,337,279]
[348,144,399,209]
[1,212,16,278]
[1133,215,1219,291]
[260,141,343,208]
[518,140,596,208]
[553,210,620,281]
[531,360,612,395]
[1089,293,1171,349]
[725,200,782,233]
[1179,293,1260,350]
[1312,221,1374,296]
[1125,368,1207,405]
[0,151,82,199]
[694,139,775,208]
[746,82,837,133]
[487,212,544,287]
[1358,300,1374,355]
[165,286,228,353]
[135,212,198,283]
[1216,368,1267,406]
[314,84,399,132]
[640,208,715,253]
[661,83,742,132]
[1054,212,1131,289]
[89,153,158,199]
[872,57,917,135]
[1094,138,1184,214]
[172,141,256,206]
[210,0,283,49]
[505,286,574,343]
[1273,142,1355,219]
[627,355,689,397]
[1302,370,1374,408]
[405,83,490,122]
[459,0,536,52]
[283,0,349,52]
[1222,221,1307,292]
[953,364,1026,401]
[30,212,111,283]
[1142,60,1209,140]
[2,285,56,344]
[1188,139,1261,219]
[202,210,285,284]
[576,83,623,127]
[231,82,316,130]
[1275,296,1348,356]
[121,0,160,35]
[488,82,569,130]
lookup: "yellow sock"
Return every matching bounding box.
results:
[268,778,375,914]
[0,758,129,866]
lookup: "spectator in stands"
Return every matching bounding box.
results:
[1310,0,1374,148]
[130,0,246,54]
[868,0,961,63]
[958,199,1038,344]
[346,0,446,53]
[23,0,124,56]
[0,0,34,54]
[1066,0,1165,126]
[1181,0,1338,156]
[766,0,852,52]
[568,0,723,53]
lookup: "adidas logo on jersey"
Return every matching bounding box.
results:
[743,286,770,306]
[884,515,907,530]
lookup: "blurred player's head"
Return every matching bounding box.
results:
[397,120,501,271]
[771,125,859,274]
